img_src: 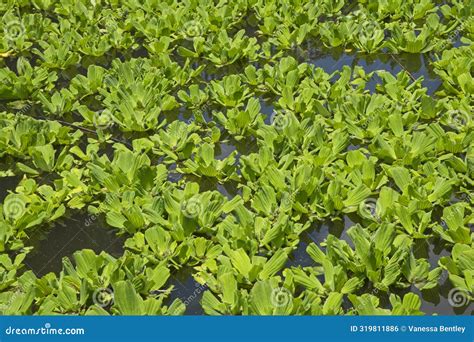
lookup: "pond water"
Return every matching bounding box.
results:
[165,266,207,315]
[0,174,21,203]
[23,211,125,277]
[0,46,471,315]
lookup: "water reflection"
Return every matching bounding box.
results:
[290,46,441,95]
[286,216,472,315]
[165,266,206,315]
[0,174,21,202]
[24,211,125,277]
[286,216,354,268]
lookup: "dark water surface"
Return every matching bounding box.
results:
[0,174,21,202]
[165,266,207,315]
[23,211,125,277]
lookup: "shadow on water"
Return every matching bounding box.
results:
[0,174,22,203]
[365,233,474,315]
[413,237,451,268]
[417,279,474,316]
[290,46,441,95]
[374,276,474,316]
[286,216,473,315]
[215,140,237,161]
[24,211,125,277]
[0,170,59,201]
[183,173,242,200]
[165,266,207,315]
[410,238,474,315]
[286,215,356,268]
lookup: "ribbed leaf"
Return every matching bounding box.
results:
[260,250,288,280]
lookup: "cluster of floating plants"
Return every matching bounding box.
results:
[0,0,472,315]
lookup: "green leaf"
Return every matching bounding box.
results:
[227,248,253,278]
[343,184,371,209]
[113,281,144,315]
[323,292,343,315]
[201,291,226,315]
[389,166,411,192]
[250,281,273,315]
[260,250,288,280]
